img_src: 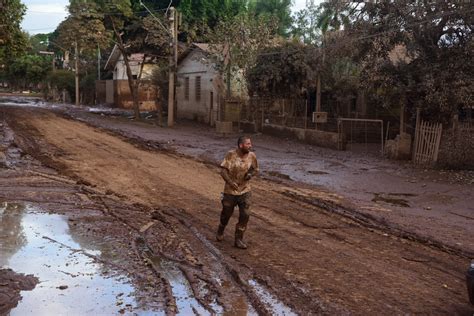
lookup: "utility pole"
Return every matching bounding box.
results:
[167,7,176,127]
[139,1,176,127]
[75,41,79,106]
[97,44,101,80]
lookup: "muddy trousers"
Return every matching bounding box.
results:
[219,192,251,236]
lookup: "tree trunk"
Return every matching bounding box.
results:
[111,21,141,120]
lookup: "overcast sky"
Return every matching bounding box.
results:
[21,0,318,35]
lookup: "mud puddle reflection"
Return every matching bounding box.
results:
[0,202,157,315]
[136,235,221,315]
[249,280,297,316]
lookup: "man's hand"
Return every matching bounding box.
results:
[244,166,255,181]
[221,168,239,191]
[230,181,239,191]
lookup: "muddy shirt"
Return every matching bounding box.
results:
[220,149,258,196]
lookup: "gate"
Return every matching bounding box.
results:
[412,120,442,164]
[337,118,384,155]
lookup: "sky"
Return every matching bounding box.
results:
[21,0,317,35]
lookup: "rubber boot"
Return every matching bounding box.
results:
[216,224,225,241]
[234,228,247,249]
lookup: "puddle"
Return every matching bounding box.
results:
[187,226,257,315]
[149,254,211,315]
[0,202,158,315]
[372,193,410,207]
[187,226,292,315]
[137,234,221,316]
[249,280,297,316]
[0,97,44,107]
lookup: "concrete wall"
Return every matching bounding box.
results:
[176,50,219,125]
[106,80,114,104]
[262,124,343,150]
[437,128,474,170]
[95,80,107,104]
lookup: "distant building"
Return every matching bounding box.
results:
[99,45,158,111]
[176,43,246,126]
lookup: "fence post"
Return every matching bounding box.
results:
[433,123,442,162]
[412,108,421,161]
[304,99,308,130]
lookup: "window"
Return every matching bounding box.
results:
[184,77,190,100]
[195,76,201,102]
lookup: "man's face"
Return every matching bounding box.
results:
[239,138,252,153]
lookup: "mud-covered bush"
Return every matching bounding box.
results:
[47,70,75,102]
[437,129,474,170]
[80,73,96,105]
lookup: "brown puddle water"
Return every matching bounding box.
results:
[0,202,160,315]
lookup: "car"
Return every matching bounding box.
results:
[468,261,474,305]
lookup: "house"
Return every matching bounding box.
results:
[176,43,246,126]
[98,45,158,111]
[104,45,157,80]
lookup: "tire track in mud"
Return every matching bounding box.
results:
[279,187,474,259]
[3,107,473,314]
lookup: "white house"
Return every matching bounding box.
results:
[176,43,247,126]
[176,43,221,125]
[104,45,156,80]
[99,45,158,111]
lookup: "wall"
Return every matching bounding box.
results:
[95,80,106,104]
[262,124,343,150]
[114,80,158,111]
[176,50,219,125]
[437,128,474,170]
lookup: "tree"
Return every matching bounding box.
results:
[5,54,52,90]
[0,0,28,66]
[246,41,317,97]
[291,0,321,45]
[178,0,249,41]
[349,0,474,123]
[55,0,111,105]
[47,69,76,100]
[207,12,279,97]
[103,0,170,119]
[250,0,293,37]
[290,0,357,114]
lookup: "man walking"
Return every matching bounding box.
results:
[216,136,258,249]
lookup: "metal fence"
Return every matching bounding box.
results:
[241,97,339,129]
[337,118,384,156]
[239,97,385,155]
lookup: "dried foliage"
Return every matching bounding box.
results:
[246,41,318,97]
[348,0,474,122]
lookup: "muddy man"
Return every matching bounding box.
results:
[217,136,259,249]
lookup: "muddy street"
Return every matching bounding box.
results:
[1,104,473,315]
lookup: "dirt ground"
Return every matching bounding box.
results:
[64,105,474,256]
[1,101,473,315]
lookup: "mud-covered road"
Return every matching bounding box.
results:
[1,104,473,315]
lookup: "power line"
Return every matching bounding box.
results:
[23,26,58,32]
[26,8,169,15]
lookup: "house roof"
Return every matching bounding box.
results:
[104,45,155,70]
[104,45,121,70]
[178,43,228,65]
